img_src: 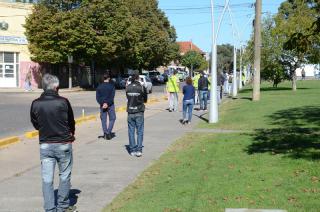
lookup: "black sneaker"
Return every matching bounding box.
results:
[104,133,112,140]
[64,205,77,212]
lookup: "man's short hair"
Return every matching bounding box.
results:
[131,74,139,81]
[103,73,110,80]
[173,70,178,75]
[42,74,59,91]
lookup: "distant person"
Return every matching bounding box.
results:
[24,70,32,91]
[241,72,245,86]
[181,77,195,124]
[228,73,233,95]
[96,73,116,140]
[301,69,306,80]
[166,70,180,112]
[192,71,201,105]
[30,74,76,212]
[223,71,229,94]
[198,72,210,111]
[126,74,148,157]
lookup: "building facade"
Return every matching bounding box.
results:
[0,1,40,88]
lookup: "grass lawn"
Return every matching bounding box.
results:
[104,80,320,212]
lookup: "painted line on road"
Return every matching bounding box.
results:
[0,136,20,149]
[4,95,167,145]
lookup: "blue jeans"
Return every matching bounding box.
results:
[40,143,73,212]
[128,113,144,153]
[183,99,194,122]
[100,104,116,134]
[199,90,208,110]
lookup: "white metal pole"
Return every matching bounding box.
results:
[209,0,218,123]
[232,46,238,97]
[239,46,243,89]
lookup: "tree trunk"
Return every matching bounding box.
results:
[292,71,297,91]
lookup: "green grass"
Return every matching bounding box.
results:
[103,80,320,212]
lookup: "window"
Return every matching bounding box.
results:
[0,64,3,78]
[4,52,14,63]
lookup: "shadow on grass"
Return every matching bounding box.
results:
[240,87,310,94]
[247,106,320,160]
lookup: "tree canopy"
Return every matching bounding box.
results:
[24,0,179,70]
[180,51,207,72]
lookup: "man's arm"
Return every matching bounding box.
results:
[30,101,39,130]
[66,99,75,135]
[96,87,103,105]
[142,86,148,103]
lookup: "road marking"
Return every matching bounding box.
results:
[0,136,20,149]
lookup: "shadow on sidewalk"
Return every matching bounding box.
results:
[246,106,320,160]
[54,189,81,206]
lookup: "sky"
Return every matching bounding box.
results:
[158,0,285,52]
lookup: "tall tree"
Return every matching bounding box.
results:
[181,51,207,72]
[274,0,318,90]
[24,0,179,71]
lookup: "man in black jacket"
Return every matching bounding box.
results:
[126,74,148,157]
[198,72,210,111]
[96,73,116,140]
[30,74,76,212]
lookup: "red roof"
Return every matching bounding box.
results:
[177,41,203,55]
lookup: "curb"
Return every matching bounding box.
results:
[1,95,167,145]
[0,136,20,149]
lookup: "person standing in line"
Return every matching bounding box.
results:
[166,70,180,112]
[25,70,32,91]
[301,69,306,80]
[198,72,210,111]
[228,73,233,96]
[126,74,148,157]
[192,71,201,105]
[96,73,116,140]
[30,74,76,212]
[223,71,229,94]
[241,72,246,86]
[181,77,195,124]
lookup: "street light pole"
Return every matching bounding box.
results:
[232,46,238,97]
[209,0,218,123]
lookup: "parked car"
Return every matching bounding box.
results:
[148,71,164,84]
[126,75,153,93]
[139,75,153,93]
[111,76,126,89]
[177,71,188,82]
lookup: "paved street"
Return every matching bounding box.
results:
[0,85,166,139]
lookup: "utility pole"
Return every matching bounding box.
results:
[209,0,218,123]
[252,0,262,101]
[232,46,237,97]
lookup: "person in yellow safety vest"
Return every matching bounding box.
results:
[192,72,201,105]
[166,70,180,112]
[241,72,245,86]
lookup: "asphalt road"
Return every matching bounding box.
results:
[0,85,166,139]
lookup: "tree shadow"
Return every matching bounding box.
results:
[246,106,320,160]
[240,87,310,94]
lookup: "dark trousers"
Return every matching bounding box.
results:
[100,104,116,134]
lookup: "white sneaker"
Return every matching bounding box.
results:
[135,152,142,157]
[130,152,136,156]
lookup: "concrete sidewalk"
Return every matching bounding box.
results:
[0,101,203,212]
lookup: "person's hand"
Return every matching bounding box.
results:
[102,103,108,109]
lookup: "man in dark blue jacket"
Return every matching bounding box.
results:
[96,73,116,140]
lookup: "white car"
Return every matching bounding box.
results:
[126,75,153,93]
[139,75,152,93]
